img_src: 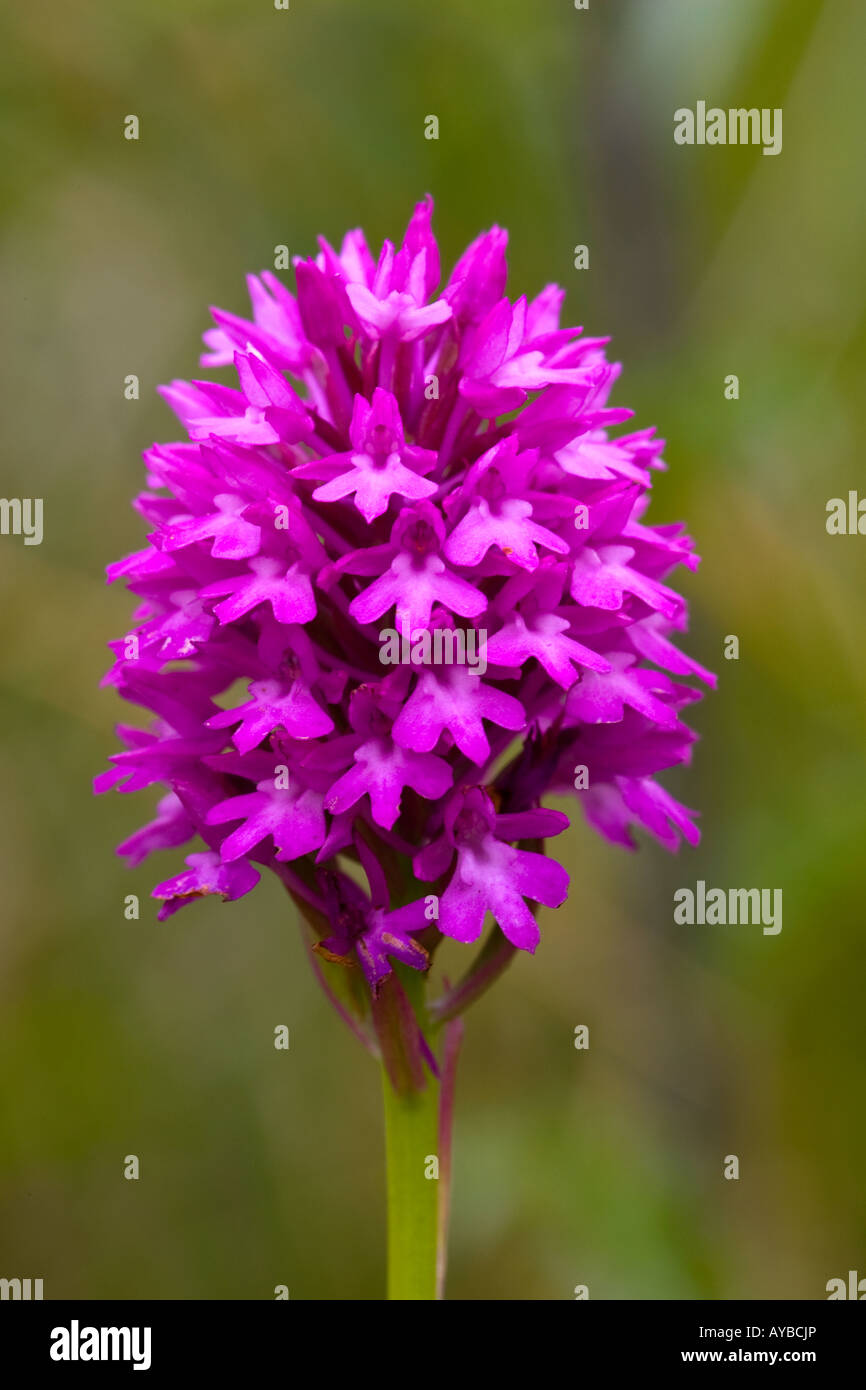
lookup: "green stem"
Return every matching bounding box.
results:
[382,1065,441,1300]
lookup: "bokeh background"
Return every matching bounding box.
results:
[1,0,864,1299]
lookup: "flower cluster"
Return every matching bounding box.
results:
[97,197,713,1000]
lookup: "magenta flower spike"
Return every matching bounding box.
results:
[98,198,713,1299]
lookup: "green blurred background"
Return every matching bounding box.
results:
[1,0,864,1299]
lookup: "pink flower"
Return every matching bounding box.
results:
[98,197,712,1000]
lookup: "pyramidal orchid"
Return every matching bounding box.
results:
[97,198,713,1299]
